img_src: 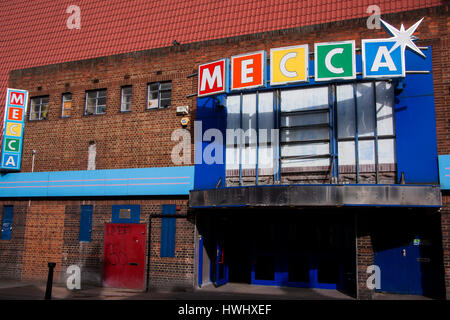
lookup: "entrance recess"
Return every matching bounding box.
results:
[103,223,146,289]
[199,211,355,293]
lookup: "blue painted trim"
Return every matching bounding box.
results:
[198,236,203,287]
[111,205,140,224]
[0,166,194,198]
[79,205,93,242]
[160,204,176,258]
[0,206,13,240]
[438,155,450,190]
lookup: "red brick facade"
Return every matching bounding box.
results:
[0,7,448,297]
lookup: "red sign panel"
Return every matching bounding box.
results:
[9,92,25,106]
[103,223,146,290]
[231,51,265,90]
[7,107,24,121]
[198,59,227,97]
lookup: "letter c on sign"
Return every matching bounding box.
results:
[8,124,19,136]
[325,48,344,74]
[280,52,298,78]
[8,140,17,151]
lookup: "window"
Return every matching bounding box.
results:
[29,96,49,120]
[225,81,396,185]
[120,86,132,112]
[61,93,72,118]
[85,89,106,115]
[147,82,171,109]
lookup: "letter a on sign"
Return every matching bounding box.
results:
[198,59,228,97]
[362,39,405,78]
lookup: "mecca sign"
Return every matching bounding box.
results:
[1,88,28,171]
[197,18,426,95]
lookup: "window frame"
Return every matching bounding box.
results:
[147,81,172,110]
[61,92,72,118]
[84,89,107,116]
[120,86,132,112]
[29,96,50,121]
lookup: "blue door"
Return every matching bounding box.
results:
[375,238,423,295]
[214,239,229,286]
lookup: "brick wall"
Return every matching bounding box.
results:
[21,203,66,281]
[0,202,28,280]
[0,198,194,290]
[356,214,375,300]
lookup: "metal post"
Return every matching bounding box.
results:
[44,262,56,300]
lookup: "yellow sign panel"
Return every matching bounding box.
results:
[270,45,309,85]
[6,122,22,137]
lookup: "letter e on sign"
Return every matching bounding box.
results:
[198,59,227,97]
[231,51,265,90]
[9,92,25,106]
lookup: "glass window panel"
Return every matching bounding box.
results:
[242,94,257,145]
[87,91,97,99]
[160,82,172,90]
[358,140,375,165]
[258,144,274,170]
[160,98,171,108]
[150,83,159,92]
[281,142,329,157]
[226,95,241,147]
[281,127,329,142]
[161,91,171,99]
[378,138,396,164]
[337,84,356,138]
[42,97,49,104]
[98,90,107,97]
[338,141,355,166]
[97,97,106,106]
[148,98,158,109]
[281,112,329,127]
[86,98,96,114]
[356,83,375,137]
[376,81,394,136]
[282,157,329,168]
[97,104,106,114]
[280,86,329,112]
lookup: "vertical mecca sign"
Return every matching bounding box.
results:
[1,88,28,171]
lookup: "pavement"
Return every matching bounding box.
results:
[0,280,433,300]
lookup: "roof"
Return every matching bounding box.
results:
[0,0,444,112]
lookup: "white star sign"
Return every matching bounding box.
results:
[380,18,426,58]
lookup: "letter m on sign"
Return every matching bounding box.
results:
[198,59,227,97]
[9,91,25,106]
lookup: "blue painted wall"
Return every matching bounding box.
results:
[194,95,227,190]
[395,47,438,184]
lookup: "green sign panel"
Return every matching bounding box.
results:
[314,41,356,81]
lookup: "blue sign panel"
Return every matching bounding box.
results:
[362,39,404,78]
[1,88,28,171]
[0,166,194,197]
[438,155,450,190]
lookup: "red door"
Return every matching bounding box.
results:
[103,223,146,290]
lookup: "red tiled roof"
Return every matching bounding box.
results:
[0,0,444,114]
